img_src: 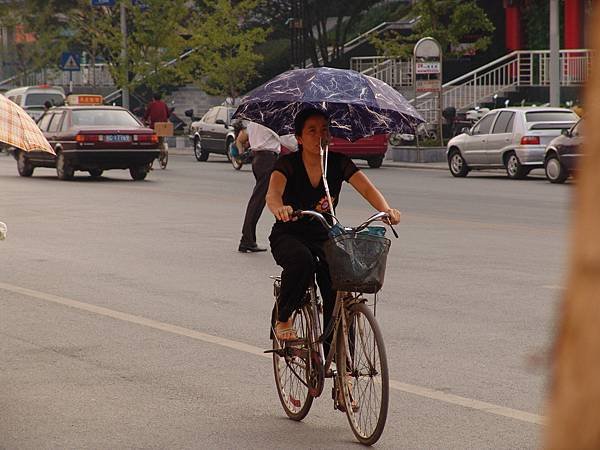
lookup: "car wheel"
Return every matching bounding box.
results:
[545,154,569,184]
[367,156,384,168]
[17,151,34,177]
[56,152,74,180]
[505,152,527,179]
[88,169,103,178]
[194,136,209,162]
[129,165,148,181]
[448,149,469,177]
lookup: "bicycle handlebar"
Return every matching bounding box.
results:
[292,210,398,238]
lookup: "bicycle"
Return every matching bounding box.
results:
[149,137,168,170]
[267,210,395,446]
[158,137,168,169]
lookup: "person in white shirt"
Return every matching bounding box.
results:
[236,121,296,252]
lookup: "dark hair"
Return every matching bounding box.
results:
[44,100,52,109]
[153,92,162,101]
[294,107,329,137]
[232,119,246,139]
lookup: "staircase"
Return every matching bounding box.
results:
[353,49,592,124]
[0,64,116,92]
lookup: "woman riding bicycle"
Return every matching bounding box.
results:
[266,108,401,342]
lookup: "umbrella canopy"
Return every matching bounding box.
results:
[233,67,425,142]
[0,94,54,154]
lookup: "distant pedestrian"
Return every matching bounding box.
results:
[143,93,170,129]
[237,121,282,253]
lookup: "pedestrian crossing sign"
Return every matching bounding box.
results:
[60,52,81,71]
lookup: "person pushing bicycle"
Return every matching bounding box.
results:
[265,108,401,342]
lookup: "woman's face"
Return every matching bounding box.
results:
[297,115,330,155]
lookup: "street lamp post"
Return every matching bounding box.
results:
[120,1,130,110]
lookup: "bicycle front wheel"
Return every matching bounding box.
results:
[337,301,389,445]
[272,305,314,421]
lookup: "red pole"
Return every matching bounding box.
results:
[564,0,583,49]
[505,4,522,51]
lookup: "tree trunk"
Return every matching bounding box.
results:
[544,7,600,449]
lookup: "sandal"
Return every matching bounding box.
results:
[274,322,298,341]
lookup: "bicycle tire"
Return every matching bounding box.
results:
[272,304,314,421]
[159,142,168,169]
[337,301,389,445]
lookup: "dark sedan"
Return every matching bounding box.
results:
[15,102,159,181]
[544,118,583,183]
[187,105,236,162]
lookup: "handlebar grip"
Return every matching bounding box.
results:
[291,210,303,219]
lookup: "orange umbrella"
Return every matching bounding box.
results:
[0,94,54,154]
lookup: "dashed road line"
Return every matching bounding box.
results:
[0,281,544,426]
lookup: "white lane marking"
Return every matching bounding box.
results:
[0,281,544,426]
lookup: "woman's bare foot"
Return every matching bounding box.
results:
[275,319,298,341]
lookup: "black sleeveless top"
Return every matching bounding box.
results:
[270,151,359,240]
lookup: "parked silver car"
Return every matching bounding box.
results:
[446,107,579,179]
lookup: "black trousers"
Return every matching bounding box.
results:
[240,151,278,246]
[270,232,336,344]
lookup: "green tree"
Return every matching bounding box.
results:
[67,0,192,93]
[186,0,268,100]
[0,0,76,80]
[370,0,494,58]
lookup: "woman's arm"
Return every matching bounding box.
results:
[348,171,401,224]
[266,171,294,222]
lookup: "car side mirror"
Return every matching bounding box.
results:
[184,108,194,118]
[561,128,571,137]
[215,119,226,126]
[461,127,471,135]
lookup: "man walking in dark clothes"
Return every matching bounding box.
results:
[237,122,285,253]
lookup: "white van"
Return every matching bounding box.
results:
[4,85,66,121]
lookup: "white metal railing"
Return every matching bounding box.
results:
[351,56,412,87]
[355,49,592,124]
[0,63,115,90]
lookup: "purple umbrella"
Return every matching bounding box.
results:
[232,67,424,142]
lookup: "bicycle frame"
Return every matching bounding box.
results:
[271,209,395,392]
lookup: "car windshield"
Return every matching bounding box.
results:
[227,109,235,121]
[72,109,141,127]
[525,111,579,122]
[25,93,64,107]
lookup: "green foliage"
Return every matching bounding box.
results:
[370,0,495,58]
[522,0,565,50]
[0,0,76,77]
[186,0,268,99]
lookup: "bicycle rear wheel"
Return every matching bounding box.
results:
[272,305,314,421]
[159,142,168,169]
[337,301,389,445]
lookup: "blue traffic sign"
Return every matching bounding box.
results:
[91,0,116,5]
[60,52,81,71]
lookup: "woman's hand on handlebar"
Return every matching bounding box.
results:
[384,208,401,225]
[274,205,295,222]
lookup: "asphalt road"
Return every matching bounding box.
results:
[0,152,571,449]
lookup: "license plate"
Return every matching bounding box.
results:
[105,134,131,143]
